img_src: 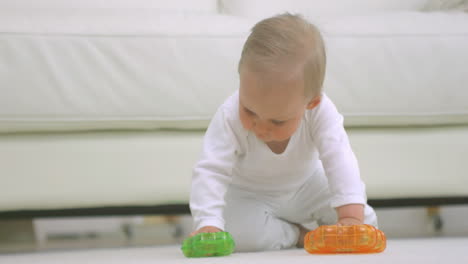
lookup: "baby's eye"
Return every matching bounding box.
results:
[244,108,255,116]
[272,120,286,126]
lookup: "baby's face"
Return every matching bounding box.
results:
[239,69,309,143]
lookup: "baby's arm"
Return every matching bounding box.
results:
[309,95,367,225]
[189,101,242,236]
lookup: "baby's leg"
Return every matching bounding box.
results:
[224,186,300,252]
[277,169,378,227]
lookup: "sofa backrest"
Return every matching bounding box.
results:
[219,0,430,21]
[1,1,467,133]
[0,0,218,13]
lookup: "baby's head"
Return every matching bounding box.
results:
[238,13,326,143]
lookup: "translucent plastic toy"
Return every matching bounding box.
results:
[304,224,386,254]
[181,231,235,258]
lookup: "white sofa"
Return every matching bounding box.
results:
[1,0,468,218]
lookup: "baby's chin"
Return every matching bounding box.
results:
[255,135,272,143]
[261,137,290,144]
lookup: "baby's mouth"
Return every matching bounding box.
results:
[255,133,269,142]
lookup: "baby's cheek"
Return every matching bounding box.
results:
[240,114,252,131]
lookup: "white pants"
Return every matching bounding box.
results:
[224,169,378,252]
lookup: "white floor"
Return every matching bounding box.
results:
[1,238,468,264]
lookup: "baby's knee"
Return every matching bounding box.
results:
[229,228,273,252]
[225,213,298,252]
[225,212,272,252]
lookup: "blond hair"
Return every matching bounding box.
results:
[238,13,326,99]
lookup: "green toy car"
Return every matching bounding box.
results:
[181,231,235,258]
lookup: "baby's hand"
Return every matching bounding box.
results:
[189,226,222,237]
[337,217,363,226]
[336,204,364,226]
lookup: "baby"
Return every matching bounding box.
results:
[189,13,377,252]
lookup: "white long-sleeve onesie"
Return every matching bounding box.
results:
[190,91,367,231]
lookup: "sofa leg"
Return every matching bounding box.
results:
[164,216,184,239]
[427,206,443,233]
[122,223,135,242]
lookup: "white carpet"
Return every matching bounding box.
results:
[1,238,467,264]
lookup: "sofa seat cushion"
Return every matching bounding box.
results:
[1,127,467,212]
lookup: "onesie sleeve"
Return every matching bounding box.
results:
[308,94,367,208]
[190,99,243,231]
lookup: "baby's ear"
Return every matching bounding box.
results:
[306,96,321,110]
